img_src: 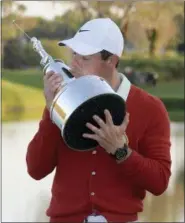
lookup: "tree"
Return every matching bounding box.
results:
[2,0,17,42]
[146,28,158,56]
[2,0,14,17]
[131,1,184,55]
[2,1,28,58]
[16,3,27,16]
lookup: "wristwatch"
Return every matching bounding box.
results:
[114,143,128,161]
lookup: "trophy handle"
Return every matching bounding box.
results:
[12,20,74,85]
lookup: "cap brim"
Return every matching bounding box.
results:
[58,38,102,56]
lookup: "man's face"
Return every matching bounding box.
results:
[70,51,109,78]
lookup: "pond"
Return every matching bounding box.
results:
[2,121,184,222]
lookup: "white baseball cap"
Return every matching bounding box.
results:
[58,18,124,57]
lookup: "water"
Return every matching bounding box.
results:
[2,121,184,222]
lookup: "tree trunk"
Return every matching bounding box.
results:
[146,28,158,56]
[120,2,135,39]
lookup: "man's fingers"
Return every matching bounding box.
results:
[53,83,62,95]
[44,71,63,91]
[82,133,100,141]
[44,71,55,80]
[82,133,114,154]
[104,109,113,126]
[86,122,99,134]
[48,74,62,83]
[44,71,62,82]
[93,115,106,130]
[51,77,62,87]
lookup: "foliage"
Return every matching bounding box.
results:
[2,0,14,17]
[71,1,184,53]
[26,19,76,40]
[2,16,17,42]
[3,38,26,69]
[119,55,184,80]
[40,39,71,63]
[2,1,28,42]
[3,38,71,69]
[2,1,184,58]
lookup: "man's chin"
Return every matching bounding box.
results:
[71,72,87,78]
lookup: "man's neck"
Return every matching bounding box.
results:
[107,71,122,91]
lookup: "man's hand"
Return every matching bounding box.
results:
[83,110,129,154]
[43,71,63,110]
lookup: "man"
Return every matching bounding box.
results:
[26,18,171,223]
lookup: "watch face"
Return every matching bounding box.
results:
[115,147,127,160]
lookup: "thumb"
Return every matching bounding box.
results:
[120,112,129,133]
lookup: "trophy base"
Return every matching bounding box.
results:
[63,93,126,151]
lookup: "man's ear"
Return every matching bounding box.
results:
[107,55,119,67]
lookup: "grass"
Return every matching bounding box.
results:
[142,80,184,122]
[2,68,184,122]
[168,110,184,122]
[142,80,184,98]
[2,68,45,121]
[2,68,43,90]
[2,79,45,122]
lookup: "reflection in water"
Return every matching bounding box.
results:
[139,183,184,222]
[2,121,184,222]
[139,123,184,222]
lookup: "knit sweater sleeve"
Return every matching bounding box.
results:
[120,97,172,196]
[26,107,62,180]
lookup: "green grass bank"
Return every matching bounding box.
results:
[2,68,184,122]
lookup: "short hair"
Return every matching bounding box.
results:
[100,50,119,68]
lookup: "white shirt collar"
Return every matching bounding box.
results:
[116,73,131,101]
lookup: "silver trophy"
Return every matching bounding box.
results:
[13,20,126,151]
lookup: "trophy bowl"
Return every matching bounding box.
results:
[50,75,126,151]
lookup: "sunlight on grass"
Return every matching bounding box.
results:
[2,80,45,122]
[142,81,184,98]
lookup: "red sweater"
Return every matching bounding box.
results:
[26,85,171,223]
